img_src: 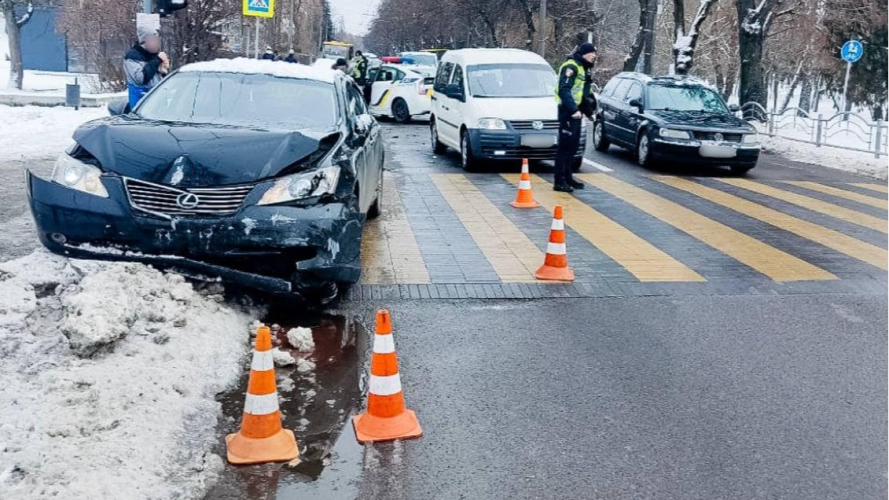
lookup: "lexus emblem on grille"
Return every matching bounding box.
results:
[713,132,724,142]
[176,192,200,209]
[532,120,544,130]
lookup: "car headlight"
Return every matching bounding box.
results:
[659,128,692,139]
[477,118,506,130]
[51,154,109,198]
[742,132,759,144]
[258,166,341,206]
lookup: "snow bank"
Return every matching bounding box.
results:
[0,250,262,500]
[756,127,888,180]
[0,105,106,164]
[180,58,337,83]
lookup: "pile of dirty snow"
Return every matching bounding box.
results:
[0,250,261,500]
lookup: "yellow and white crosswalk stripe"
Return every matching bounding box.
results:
[715,178,888,234]
[503,173,705,282]
[654,176,888,271]
[780,181,888,210]
[849,183,889,194]
[578,174,836,282]
[432,174,542,281]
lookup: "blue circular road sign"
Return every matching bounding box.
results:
[841,40,863,63]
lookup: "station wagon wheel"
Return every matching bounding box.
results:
[636,132,653,168]
[392,99,411,123]
[593,120,610,152]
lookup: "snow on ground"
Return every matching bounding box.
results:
[0,25,102,94]
[0,105,106,164]
[0,249,263,500]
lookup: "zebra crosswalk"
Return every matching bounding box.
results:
[361,172,888,291]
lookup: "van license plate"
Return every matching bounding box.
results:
[522,134,557,148]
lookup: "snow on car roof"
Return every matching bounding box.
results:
[180,57,338,83]
[441,48,549,66]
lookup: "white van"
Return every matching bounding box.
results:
[429,48,586,171]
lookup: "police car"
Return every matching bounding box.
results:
[367,64,434,123]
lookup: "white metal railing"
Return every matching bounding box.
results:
[739,102,887,158]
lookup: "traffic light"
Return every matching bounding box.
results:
[157,0,187,16]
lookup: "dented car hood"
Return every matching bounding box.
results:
[73,116,338,187]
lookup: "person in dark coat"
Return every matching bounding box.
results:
[261,46,276,60]
[552,42,597,192]
[284,49,298,63]
[123,25,169,110]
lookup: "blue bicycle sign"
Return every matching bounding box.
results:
[841,40,863,63]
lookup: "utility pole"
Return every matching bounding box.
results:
[538,0,547,58]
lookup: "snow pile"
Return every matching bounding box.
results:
[272,347,297,367]
[0,250,261,500]
[0,105,106,164]
[286,327,315,352]
[180,58,337,83]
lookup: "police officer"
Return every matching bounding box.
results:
[553,42,597,192]
[351,50,369,86]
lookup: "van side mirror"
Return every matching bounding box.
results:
[445,83,464,101]
[628,98,643,111]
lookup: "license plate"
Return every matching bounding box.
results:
[699,143,737,159]
[521,134,557,148]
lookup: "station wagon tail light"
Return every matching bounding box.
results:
[743,132,759,144]
[259,166,341,205]
[51,154,109,198]
[659,128,692,139]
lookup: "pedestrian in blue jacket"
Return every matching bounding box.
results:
[123,26,168,110]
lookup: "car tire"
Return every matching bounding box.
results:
[636,131,655,168]
[461,131,478,172]
[392,99,411,123]
[431,119,446,154]
[368,171,383,219]
[592,120,610,152]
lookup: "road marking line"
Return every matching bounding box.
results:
[780,181,888,210]
[715,178,887,234]
[431,174,542,282]
[582,158,613,172]
[503,174,705,282]
[578,174,836,282]
[361,173,431,285]
[849,183,888,194]
[655,176,888,271]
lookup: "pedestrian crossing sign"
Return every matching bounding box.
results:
[243,0,274,18]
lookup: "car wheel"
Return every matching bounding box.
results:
[431,119,446,154]
[636,131,654,168]
[368,171,383,219]
[392,99,411,123]
[592,120,610,152]
[461,131,478,171]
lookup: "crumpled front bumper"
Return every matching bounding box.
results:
[27,172,365,294]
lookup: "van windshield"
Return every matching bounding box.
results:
[467,63,556,98]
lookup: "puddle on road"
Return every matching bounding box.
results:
[206,311,369,500]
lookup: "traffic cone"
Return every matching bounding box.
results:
[535,205,575,281]
[226,325,299,465]
[352,310,423,443]
[510,158,540,208]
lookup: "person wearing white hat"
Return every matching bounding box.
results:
[123,26,169,110]
[284,49,298,63]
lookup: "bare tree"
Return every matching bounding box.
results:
[1,0,33,89]
[623,0,656,72]
[672,0,717,75]
[735,0,793,106]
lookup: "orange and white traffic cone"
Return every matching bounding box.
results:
[226,325,300,465]
[352,310,423,444]
[510,158,540,209]
[535,205,575,281]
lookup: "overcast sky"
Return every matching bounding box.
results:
[329,0,379,35]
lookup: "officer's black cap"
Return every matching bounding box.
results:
[576,42,597,56]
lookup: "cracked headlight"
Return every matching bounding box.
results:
[258,166,341,206]
[51,154,109,198]
[477,118,506,130]
[743,132,759,144]
[659,128,692,139]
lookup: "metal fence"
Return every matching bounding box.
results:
[740,102,888,159]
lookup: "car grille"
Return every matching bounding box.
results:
[124,178,254,218]
[693,131,743,142]
[510,120,559,131]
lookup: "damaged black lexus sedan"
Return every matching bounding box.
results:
[27,59,383,298]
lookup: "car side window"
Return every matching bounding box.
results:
[347,84,368,117]
[624,83,642,104]
[600,78,620,97]
[434,62,454,92]
[611,79,632,102]
[451,65,464,92]
[393,69,406,82]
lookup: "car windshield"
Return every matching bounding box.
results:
[467,63,556,98]
[401,53,437,66]
[137,72,338,129]
[647,84,727,112]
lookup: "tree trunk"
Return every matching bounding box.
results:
[623,0,653,72]
[736,0,776,108]
[779,61,804,113]
[640,0,656,74]
[673,0,716,75]
[798,73,812,116]
[2,2,24,90]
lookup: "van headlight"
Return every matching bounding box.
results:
[659,128,692,139]
[477,118,507,130]
[51,154,109,198]
[743,132,759,144]
[258,166,341,206]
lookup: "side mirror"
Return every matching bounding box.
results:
[628,98,643,111]
[108,99,129,116]
[354,113,373,135]
[445,83,464,101]
[729,104,741,113]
